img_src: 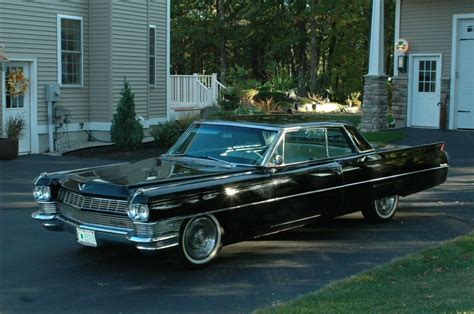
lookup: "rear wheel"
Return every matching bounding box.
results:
[178,215,222,269]
[362,195,399,222]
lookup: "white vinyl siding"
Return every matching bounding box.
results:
[0,0,168,132]
[400,0,474,78]
[148,0,168,118]
[112,0,148,119]
[90,1,112,122]
[0,0,91,125]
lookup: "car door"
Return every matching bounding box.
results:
[266,127,345,230]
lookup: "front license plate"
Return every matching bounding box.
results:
[76,227,97,247]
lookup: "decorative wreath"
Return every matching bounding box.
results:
[7,69,29,97]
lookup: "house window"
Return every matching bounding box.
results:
[149,25,156,86]
[58,15,83,86]
[418,60,436,93]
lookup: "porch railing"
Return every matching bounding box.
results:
[170,73,225,118]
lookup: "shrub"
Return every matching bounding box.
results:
[218,87,241,111]
[226,66,260,90]
[345,91,362,107]
[264,73,295,92]
[253,90,292,104]
[110,80,144,149]
[253,98,282,113]
[240,89,259,105]
[150,121,181,148]
[233,104,263,115]
[150,115,198,148]
[4,114,26,139]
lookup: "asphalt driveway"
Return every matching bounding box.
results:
[0,129,473,313]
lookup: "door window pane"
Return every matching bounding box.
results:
[417,60,437,93]
[5,66,26,109]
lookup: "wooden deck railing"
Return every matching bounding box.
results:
[170,73,225,118]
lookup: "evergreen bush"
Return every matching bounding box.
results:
[110,80,144,149]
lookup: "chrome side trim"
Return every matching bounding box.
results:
[127,233,179,243]
[162,164,449,222]
[136,243,179,251]
[270,213,322,229]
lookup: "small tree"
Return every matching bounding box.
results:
[111,80,144,149]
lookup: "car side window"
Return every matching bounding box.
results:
[272,127,355,165]
[345,125,373,151]
[326,128,356,157]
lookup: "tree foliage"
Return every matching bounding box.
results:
[110,80,144,149]
[171,0,395,103]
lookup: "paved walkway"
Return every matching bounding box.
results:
[0,128,472,313]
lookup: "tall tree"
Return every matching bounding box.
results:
[217,0,227,83]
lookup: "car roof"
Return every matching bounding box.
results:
[201,114,355,130]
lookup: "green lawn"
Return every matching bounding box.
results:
[259,232,474,313]
[363,130,406,143]
[308,113,361,125]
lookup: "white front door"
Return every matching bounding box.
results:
[4,62,31,154]
[411,56,441,128]
[456,19,474,129]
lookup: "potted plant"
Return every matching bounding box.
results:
[1,115,26,160]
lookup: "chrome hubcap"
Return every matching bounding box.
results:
[184,217,218,261]
[375,196,398,217]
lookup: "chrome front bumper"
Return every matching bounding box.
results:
[32,204,180,251]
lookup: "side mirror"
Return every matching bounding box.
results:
[273,155,284,166]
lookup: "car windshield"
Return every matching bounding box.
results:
[167,123,279,166]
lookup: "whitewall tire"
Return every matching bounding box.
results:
[362,195,399,222]
[178,215,222,268]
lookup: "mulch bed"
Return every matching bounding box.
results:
[64,141,169,161]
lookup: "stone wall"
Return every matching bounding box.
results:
[360,75,388,132]
[391,77,408,128]
[440,77,451,129]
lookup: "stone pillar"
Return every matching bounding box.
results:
[391,76,408,128]
[361,75,388,132]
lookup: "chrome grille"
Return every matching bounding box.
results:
[58,189,128,214]
[134,219,182,237]
[60,205,133,229]
[39,202,57,214]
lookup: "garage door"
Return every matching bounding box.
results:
[456,19,474,129]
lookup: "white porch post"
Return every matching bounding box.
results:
[368,0,385,76]
[361,0,388,132]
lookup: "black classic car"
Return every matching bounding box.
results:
[32,119,448,267]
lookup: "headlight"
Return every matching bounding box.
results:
[33,186,52,201]
[127,203,150,222]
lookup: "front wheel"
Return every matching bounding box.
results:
[178,215,223,269]
[362,195,399,222]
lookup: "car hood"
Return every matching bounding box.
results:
[57,157,252,197]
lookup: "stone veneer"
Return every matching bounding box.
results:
[391,76,408,128]
[360,75,388,132]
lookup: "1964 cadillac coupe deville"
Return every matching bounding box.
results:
[32,118,448,267]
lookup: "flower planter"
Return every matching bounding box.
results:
[0,138,19,160]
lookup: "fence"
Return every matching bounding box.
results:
[170,73,225,118]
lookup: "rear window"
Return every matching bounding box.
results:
[345,125,373,151]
